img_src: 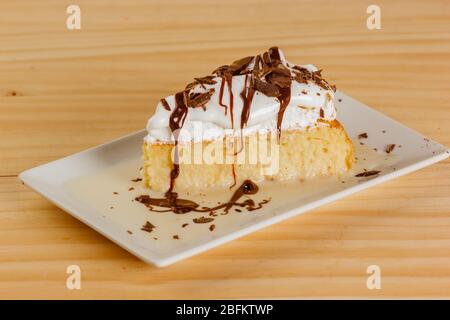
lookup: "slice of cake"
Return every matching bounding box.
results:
[143,47,354,192]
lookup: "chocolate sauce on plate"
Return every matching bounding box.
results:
[136,179,269,215]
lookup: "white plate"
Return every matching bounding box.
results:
[20,92,449,267]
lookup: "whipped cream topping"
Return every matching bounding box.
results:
[145,48,336,143]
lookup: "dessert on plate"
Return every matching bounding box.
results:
[143,47,354,192]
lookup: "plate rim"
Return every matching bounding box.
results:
[18,93,450,267]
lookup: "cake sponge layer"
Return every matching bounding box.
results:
[143,120,354,191]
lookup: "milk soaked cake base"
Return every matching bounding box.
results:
[143,120,354,191]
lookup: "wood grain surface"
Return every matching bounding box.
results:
[0,0,449,299]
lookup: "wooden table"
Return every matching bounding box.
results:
[1,0,449,299]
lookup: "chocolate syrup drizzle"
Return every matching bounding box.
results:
[218,77,227,114]
[136,179,269,215]
[218,75,235,125]
[166,91,188,197]
[160,98,171,111]
[275,87,291,141]
[225,74,234,129]
[218,73,237,187]
[270,48,291,141]
[240,74,256,130]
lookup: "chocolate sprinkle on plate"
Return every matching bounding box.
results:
[355,170,381,177]
[193,217,214,224]
[358,132,368,139]
[131,178,142,182]
[385,144,396,154]
[141,221,156,233]
[209,224,216,232]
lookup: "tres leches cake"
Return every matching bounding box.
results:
[143,47,354,195]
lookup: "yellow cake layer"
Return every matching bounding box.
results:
[143,120,354,191]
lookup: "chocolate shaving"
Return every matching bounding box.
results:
[293,66,335,91]
[193,217,214,224]
[252,77,280,97]
[262,51,271,65]
[385,144,396,154]
[209,224,216,232]
[185,81,196,91]
[194,75,217,85]
[312,70,329,90]
[211,65,229,76]
[173,235,179,240]
[141,221,155,233]
[293,66,310,82]
[267,73,291,88]
[270,65,291,77]
[213,56,254,77]
[292,65,309,73]
[131,178,142,182]
[182,223,189,228]
[230,56,254,74]
[355,170,381,177]
[253,65,272,78]
[188,89,215,109]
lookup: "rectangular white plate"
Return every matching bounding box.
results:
[20,92,449,267]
